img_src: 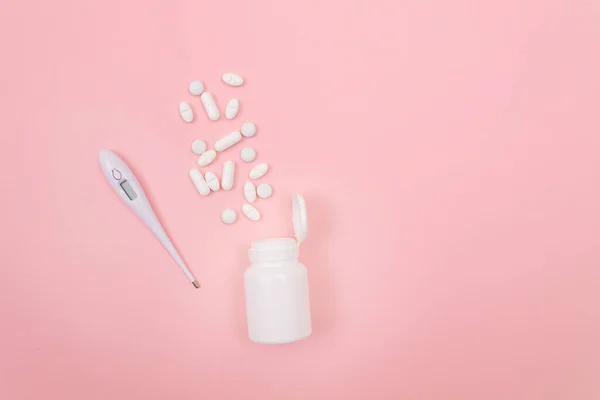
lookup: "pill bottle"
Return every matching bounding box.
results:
[244,193,311,344]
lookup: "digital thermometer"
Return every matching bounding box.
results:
[99,150,199,288]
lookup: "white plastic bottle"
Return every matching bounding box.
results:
[244,193,311,344]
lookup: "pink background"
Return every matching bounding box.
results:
[1,0,599,399]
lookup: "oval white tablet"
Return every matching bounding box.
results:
[191,139,207,155]
[242,204,261,221]
[249,163,268,179]
[221,160,235,190]
[221,209,237,224]
[257,183,273,199]
[244,181,256,203]
[240,122,257,137]
[179,101,193,123]
[200,92,219,121]
[205,171,220,192]
[222,73,244,87]
[225,99,239,120]
[240,147,256,163]
[215,131,242,152]
[188,80,205,96]
[197,149,216,166]
[189,169,210,196]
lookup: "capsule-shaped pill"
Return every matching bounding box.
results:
[225,99,239,120]
[215,131,242,152]
[242,203,261,221]
[221,161,235,190]
[249,163,268,179]
[222,73,244,87]
[244,181,256,203]
[205,171,220,192]
[189,169,209,196]
[179,101,193,123]
[200,92,219,121]
[197,149,216,167]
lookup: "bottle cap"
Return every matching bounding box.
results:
[292,193,308,244]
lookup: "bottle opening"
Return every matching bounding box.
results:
[249,238,299,264]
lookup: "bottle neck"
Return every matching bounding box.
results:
[249,238,299,265]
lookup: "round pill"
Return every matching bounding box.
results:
[188,80,205,96]
[191,140,207,155]
[240,122,257,138]
[221,209,237,224]
[257,183,273,199]
[240,147,256,163]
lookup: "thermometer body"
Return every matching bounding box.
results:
[99,150,199,288]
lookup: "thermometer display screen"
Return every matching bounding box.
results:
[120,180,137,201]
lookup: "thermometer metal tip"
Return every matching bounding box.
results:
[192,281,200,289]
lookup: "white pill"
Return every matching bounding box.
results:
[200,92,219,121]
[225,99,239,120]
[240,122,257,137]
[179,101,193,123]
[221,208,237,224]
[205,171,220,192]
[249,163,269,179]
[257,183,273,199]
[222,73,244,87]
[188,80,205,96]
[240,147,256,163]
[242,204,261,221]
[189,169,210,196]
[221,161,235,190]
[244,181,257,203]
[215,131,242,152]
[197,149,216,166]
[191,139,207,155]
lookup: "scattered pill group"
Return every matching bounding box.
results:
[181,73,275,224]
